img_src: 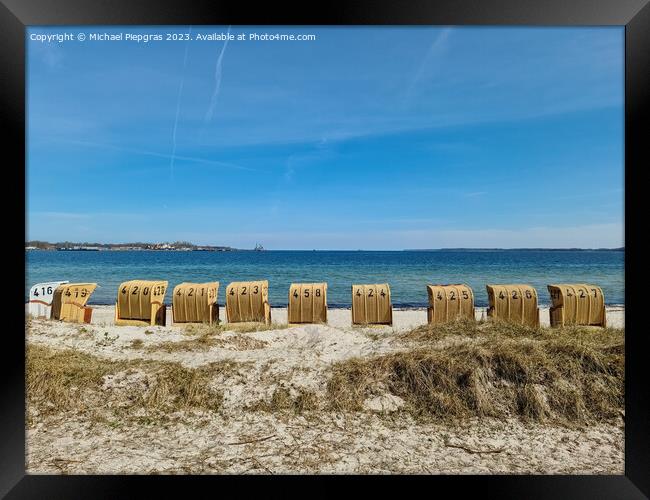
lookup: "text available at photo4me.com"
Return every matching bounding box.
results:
[29,30,318,44]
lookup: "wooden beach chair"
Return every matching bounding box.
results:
[288,283,328,325]
[115,280,168,326]
[486,284,540,328]
[225,280,271,324]
[426,284,475,325]
[51,283,97,323]
[172,282,219,325]
[28,280,69,318]
[547,283,606,327]
[351,283,393,326]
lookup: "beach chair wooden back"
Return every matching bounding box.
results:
[28,280,69,318]
[426,284,475,325]
[351,283,392,325]
[288,283,328,324]
[172,282,219,324]
[115,280,167,325]
[225,280,271,324]
[547,284,606,327]
[51,283,97,323]
[486,284,539,328]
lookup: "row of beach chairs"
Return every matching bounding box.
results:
[27,280,607,328]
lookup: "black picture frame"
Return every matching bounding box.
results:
[3,0,647,497]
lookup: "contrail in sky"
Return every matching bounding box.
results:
[170,25,192,181]
[403,27,452,103]
[204,25,231,124]
[65,139,257,172]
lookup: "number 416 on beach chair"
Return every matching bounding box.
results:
[28,280,69,319]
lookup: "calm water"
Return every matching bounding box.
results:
[25,250,624,307]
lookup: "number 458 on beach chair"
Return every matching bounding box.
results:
[115,280,168,326]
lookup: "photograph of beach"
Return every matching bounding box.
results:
[25,26,624,474]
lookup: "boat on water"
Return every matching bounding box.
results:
[254,243,265,251]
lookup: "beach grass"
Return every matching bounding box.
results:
[144,321,285,353]
[27,319,624,426]
[327,320,624,424]
[247,387,320,415]
[26,344,232,424]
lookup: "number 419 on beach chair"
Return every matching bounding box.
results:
[51,283,98,323]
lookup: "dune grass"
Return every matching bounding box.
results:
[247,386,319,415]
[26,344,231,423]
[328,320,624,424]
[28,319,624,426]
[182,322,289,336]
[145,321,280,353]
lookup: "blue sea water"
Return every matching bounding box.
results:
[25,250,624,307]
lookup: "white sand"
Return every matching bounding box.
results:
[74,304,626,330]
[25,306,625,474]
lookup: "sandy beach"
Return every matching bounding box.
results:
[25,305,625,474]
[46,304,625,330]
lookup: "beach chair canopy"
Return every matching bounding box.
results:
[426,284,475,325]
[351,283,392,325]
[486,284,539,328]
[548,283,606,327]
[288,283,328,324]
[172,282,219,323]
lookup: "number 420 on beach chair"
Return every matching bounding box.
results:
[115,280,168,326]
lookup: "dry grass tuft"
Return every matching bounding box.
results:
[329,322,624,424]
[26,344,232,423]
[183,322,289,336]
[248,386,319,415]
[150,333,268,353]
[228,322,290,333]
[146,321,283,352]
[130,338,144,349]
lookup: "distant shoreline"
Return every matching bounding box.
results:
[25,247,624,252]
[403,247,624,252]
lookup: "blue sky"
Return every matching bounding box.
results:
[26,26,624,249]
